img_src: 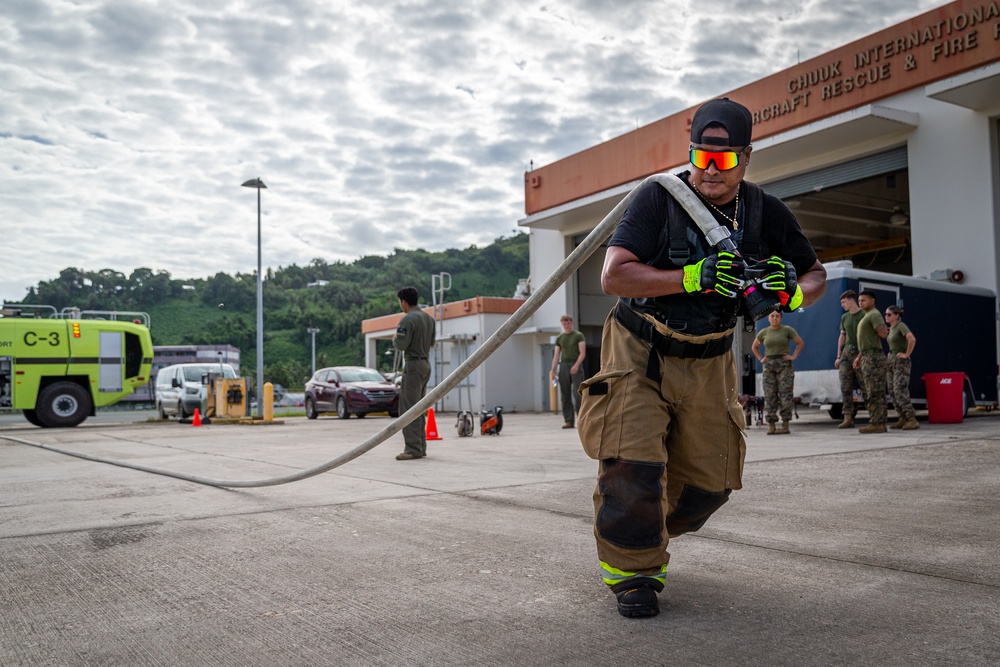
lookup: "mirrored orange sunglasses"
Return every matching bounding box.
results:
[689,147,749,171]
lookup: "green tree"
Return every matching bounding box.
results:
[23,232,529,381]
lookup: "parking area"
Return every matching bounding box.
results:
[2,408,998,666]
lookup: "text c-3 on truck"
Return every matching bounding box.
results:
[0,304,154,428]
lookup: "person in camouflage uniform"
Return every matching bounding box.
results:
[834,290,866,428]
[752,310,804,434]
[885,305,919,430]
[853,289,889,433]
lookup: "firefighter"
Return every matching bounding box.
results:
[578,98,827,617]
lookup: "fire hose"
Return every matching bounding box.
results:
[1,173,724,488]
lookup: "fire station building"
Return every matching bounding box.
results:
[517,0,1000,412]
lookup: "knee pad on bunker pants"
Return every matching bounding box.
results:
[595,460,733,548]
[666,485,732,537]
[596,459,666,550]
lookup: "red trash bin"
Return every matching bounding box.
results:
[921,372,968,424]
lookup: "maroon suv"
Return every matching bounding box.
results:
[304,366,399,419]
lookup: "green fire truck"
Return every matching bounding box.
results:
[0,305,154,427]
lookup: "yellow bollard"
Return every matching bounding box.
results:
[550,377,559,414]
[263,381,274,422]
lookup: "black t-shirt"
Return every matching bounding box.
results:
[608,173,818,334]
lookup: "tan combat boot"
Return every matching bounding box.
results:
[774,421,790,435]
[901,417,921,430]
[890,417,906,430]
[837,415,855,429]
[766,422,776,435]
[858,423,887,434]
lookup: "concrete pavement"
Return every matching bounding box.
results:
[1,407,998,666]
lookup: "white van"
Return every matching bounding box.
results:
[155,363,237,420]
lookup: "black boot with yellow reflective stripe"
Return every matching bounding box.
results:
[610,578,664,618]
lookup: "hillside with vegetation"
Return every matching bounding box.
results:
[15,233,529,389]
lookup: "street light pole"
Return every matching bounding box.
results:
[241,177,267,418]
[307,327,320,375]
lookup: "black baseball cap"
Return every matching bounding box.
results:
[690,98,753,147]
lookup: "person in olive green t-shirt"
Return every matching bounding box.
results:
[393,286,437,460]
[550,315,586,428]
[852,290,888,433]
[885,304,919,430]
[834,290,866,428]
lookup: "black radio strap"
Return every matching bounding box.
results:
[667,207,690,264]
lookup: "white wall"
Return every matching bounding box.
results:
[528,229,572,329]
[577,245,617,329]
[906,90,1000,296]
[430,312,538,413]
[478,313,536,413]
[365,309,540,414]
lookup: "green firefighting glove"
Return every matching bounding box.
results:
[682,251,744,298]
[757,255,803,311]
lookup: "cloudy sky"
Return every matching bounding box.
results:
[0,0,947,302]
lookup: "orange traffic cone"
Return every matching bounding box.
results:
[192,408,202,427]
[425,407,442,440]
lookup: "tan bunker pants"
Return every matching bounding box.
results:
[578,311,746,583]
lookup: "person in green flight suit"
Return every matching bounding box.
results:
[393,286,436,460]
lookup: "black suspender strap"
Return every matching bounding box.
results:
[738,181,764,261]
[667,209,690,264]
